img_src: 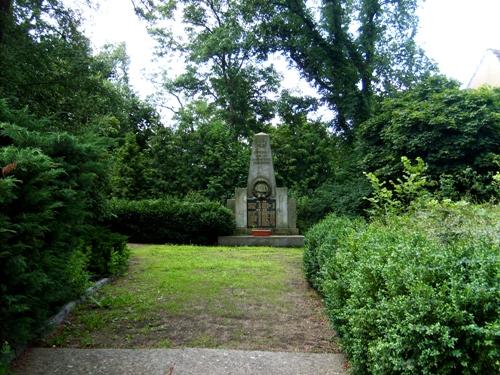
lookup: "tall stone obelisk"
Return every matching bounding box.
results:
[247,132,277,198]
[227,132,298,235]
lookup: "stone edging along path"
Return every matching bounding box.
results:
[9,278,111,363]
[47,278,111,328]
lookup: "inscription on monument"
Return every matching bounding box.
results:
[254,148,271,164]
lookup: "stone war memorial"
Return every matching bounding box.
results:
[218,132,305,247]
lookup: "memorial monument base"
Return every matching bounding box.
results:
[218,235,305,248]
[251,229,272,236]
[234,227,300,235]
[225,132,302,247]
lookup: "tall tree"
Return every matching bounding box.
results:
[0,1,160,139]
[244,0,436,135]
[111,131,153,199]
[135,0,279,139]
[148,100,249,199]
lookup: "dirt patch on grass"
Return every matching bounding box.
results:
[126,243,149,248]
[43,246,340,353]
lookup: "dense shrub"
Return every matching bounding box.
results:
[108,197,235,244]
[356,77,500,201]
[148,118,249,201]
[305,203,499,374]
[296,176,370,231]
[84,227,129,277]
[0,102,129,359]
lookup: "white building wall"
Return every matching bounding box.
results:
[468,50,500,88]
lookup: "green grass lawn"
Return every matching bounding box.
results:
[44,245,338,353]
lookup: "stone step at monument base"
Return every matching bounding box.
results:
[234,228,300,235]
[218,235,305,248]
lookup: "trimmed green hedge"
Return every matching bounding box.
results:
[304,203,499,374]
[108,198,235,244]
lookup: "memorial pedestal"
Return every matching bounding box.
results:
[219,132,304,248]
[218,235,304,248]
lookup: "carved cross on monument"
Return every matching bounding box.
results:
[227,132,298,235]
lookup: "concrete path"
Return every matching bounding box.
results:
[12,348,347,375]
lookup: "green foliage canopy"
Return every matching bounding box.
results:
[138,0,279,139]
[357,77,500,201]
[241,0,436,134]
[148,101,250,200]
[0,1,160,139]
[0,1,143,359]
[270,114,337,196]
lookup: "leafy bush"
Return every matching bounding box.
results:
[295,145,372,231]
[364,156,432,218]
[0,101,129,359]
[0,342,12,375]
[108,197,235,244]
[305,203,499,374]
[0,142,88,351]
[270,117,336,196]
[85,227,129,277]
[148,117,249,201]
[296,176,370,231]
[356,77,500,202]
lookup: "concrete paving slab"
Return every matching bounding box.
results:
[12,348,347,375]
